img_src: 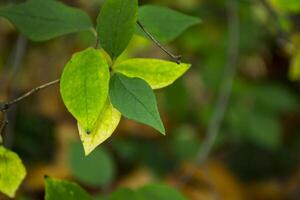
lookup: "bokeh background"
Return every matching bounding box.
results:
[1,0,300,199]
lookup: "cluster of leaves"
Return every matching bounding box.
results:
[0,0,201,155]
[45,177,186,200]
[0,0,200,198]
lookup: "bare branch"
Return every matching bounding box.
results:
[1,79,60,112]
[137,21,182,64]
[0,111,8,144]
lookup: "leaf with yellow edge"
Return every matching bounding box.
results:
[0,146,26,198]
[113,58,191,89]
[78,100,121,155]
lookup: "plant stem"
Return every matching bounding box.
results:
[137,21,182,64]
[1,79,60,112]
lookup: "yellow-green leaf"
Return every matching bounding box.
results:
[60,48,110,133]
[289,51,300,81]
[0,146,26,198]
[113,59,191,89]
[78,100,121,155]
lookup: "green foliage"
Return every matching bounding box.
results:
[107,188,139,200]
[269,0,300,13]
[137,5,201,43]
[137,184,186,200]
[109,73,165,134]
[105,184,187,200]
[60,48,110,133]
[114,59,190,89]
[0,0,93,41]
[78,100,121,155]
[68,141,115,187]
[97,0,138,60]
[0,146,26,198]
[45,177,92,200]
[224,82,298,150]
[289,51,300,81]
[169,125,201,161]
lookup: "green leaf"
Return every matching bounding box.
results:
[269,0,300,13]
[45,177,93,200]
[60,48,110,133]
[137,5,201,43]
[68,141,115,187]
[0,0,93,41]
[114,58,190,89]
[97,0,138,60]
[108,188,140,200]
[0,146,26,198]
[289,51,300,81]
[109,73,165,134]
[104,184,186,200]
[137,184,187,200]
[78,100,121,155]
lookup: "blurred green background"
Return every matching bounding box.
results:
[1,0,300,199]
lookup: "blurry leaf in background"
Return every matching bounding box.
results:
[0,146,26,198]
[269,0,300,13]
[68,141,115,187]
[114,59,190,89]
[136,184,186,200]
[289,51,300,81]
[60,48,110,134]
[109,73,165,134]
[13,110,55,164]
[164,79,190,122]
[253,84,298,113]
[224,82,299,150]
[137,5,201,43]
[0,0,93,41]
[107,188,139,200]
[168,125,201,162]
[45,177,92,200]
[104,184,186,200]
[111,137,175,175]
[246,114,281,150]
[97,0,138,60]
[78,100,121,155]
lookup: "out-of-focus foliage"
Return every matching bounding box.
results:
[269,0,300,13]
[100,184,187,200]
[68,141,115,187]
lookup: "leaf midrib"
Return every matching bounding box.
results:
[117,75,162,129]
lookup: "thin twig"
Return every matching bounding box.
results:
[179,0,240,186]
[0,79,60,112]
[0,111,8,144]
[137,21,182,64]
